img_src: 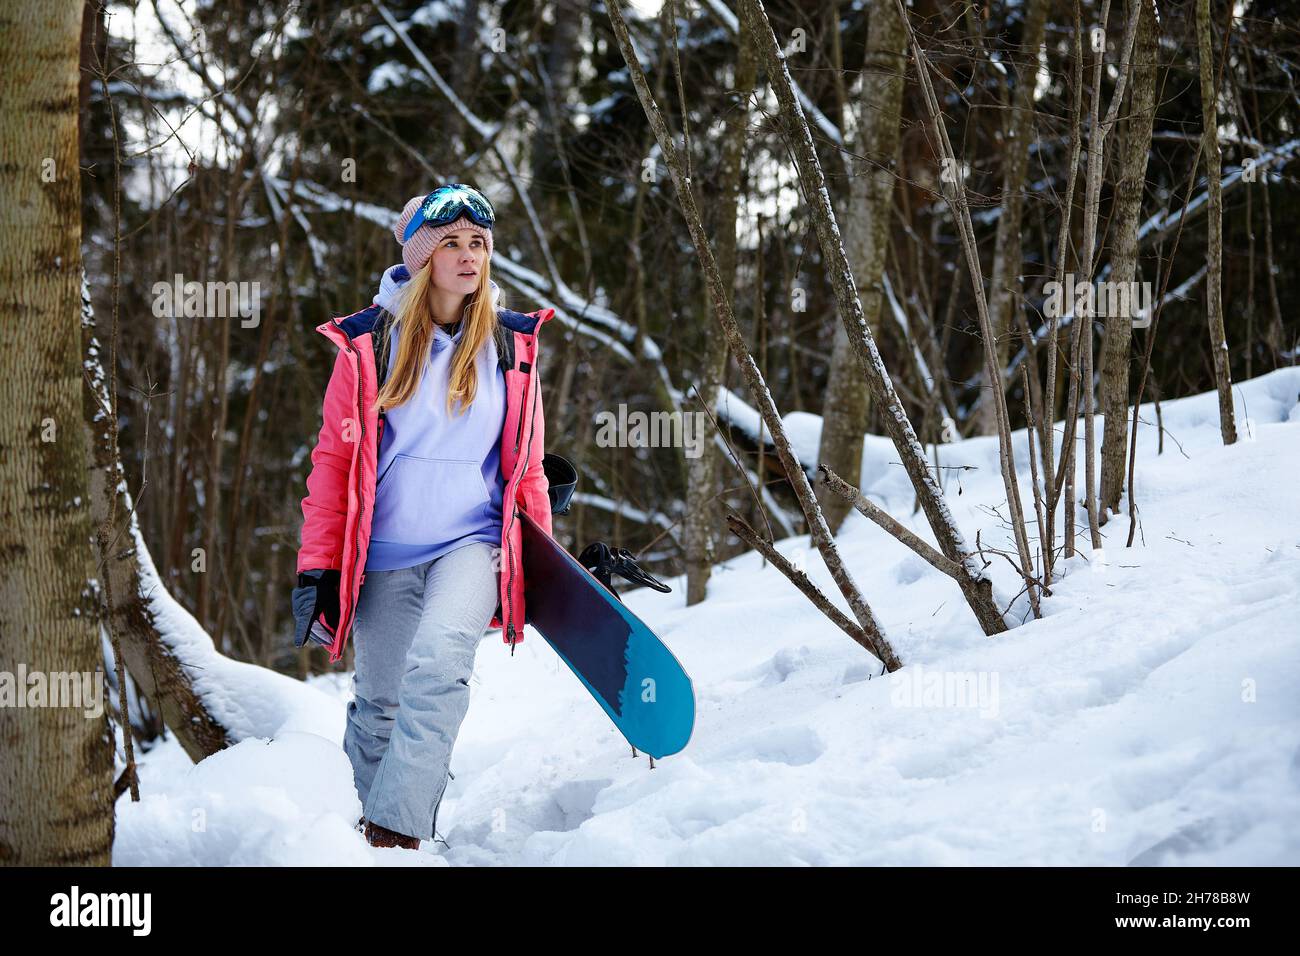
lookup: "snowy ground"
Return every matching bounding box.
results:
[113,368,1300,865]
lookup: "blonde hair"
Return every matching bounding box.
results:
[374,259,501,417]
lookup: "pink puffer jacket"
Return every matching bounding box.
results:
[296,298,555,663]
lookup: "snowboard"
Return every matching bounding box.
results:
[519,509,695,759]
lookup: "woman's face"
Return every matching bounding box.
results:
[429,229,487,296]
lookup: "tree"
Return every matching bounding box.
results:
[685,0,756,604]
[1196,0,1238,445]
[976,0,1049,437]
[815,0,909,533]
[0,0,114,865]
[1099,0,1157,517]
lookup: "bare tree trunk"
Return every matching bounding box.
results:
[814,0,907,532]
[685,0,757,605]
[1052,4,1086,568]
[746,0,1007,635]
[1077,0,1142,550]
[976,0,1048,436]
[1126,136,1205,546]
[1100,0,1157,517]
[608,0,905,669]
[82,291,234,765]
[1196,0,1238,444]
[0,0,114,866]
[1243,48,1285,363]
[883,0,1041,623]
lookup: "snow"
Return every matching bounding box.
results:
[129,514,339,742]
[113,368,1300,865]
[367,62,426,94]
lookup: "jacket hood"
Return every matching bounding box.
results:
[373,263,502,315]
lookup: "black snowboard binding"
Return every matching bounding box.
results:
[547,452,671,603]
[578,542,672,602]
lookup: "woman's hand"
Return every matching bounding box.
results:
[292,569,341,648]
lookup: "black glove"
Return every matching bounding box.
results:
[542,453,577,515]
[292,569,341,649]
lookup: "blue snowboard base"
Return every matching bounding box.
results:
[519,510,695,758]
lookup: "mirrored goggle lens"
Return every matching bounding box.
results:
[403,186,495,242]
[427,187,493,225]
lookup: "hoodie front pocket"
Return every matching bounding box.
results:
[370,454,491,546]
[375,457,397,496]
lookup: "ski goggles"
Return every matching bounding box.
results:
[401,183,496,243]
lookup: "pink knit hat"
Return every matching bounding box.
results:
[393,194,494,276]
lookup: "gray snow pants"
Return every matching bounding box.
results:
[343,541,500,842]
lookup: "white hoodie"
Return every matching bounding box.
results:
[365,263,508,572]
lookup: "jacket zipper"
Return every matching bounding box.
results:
[504,359,539,653]
[341,313,394,660]
[342,340,366,660]
[330,315,537,657]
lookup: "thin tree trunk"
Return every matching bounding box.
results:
[608,0,905,669]
[1243,48,1285,363]
[887,0,1041,622]
[685,0,756,605]
[1077,0,1142,550]
[1127,136,1205,546]
[746,0,1009,635]
[1099,0,1157,517]
[1051,1,1085,570]
[814,0,908,533]
[976,0,1048,436]
[1196,0,1238,444]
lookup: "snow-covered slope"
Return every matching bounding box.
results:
[113,368,1300,865]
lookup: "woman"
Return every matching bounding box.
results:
[291,184,556,850]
